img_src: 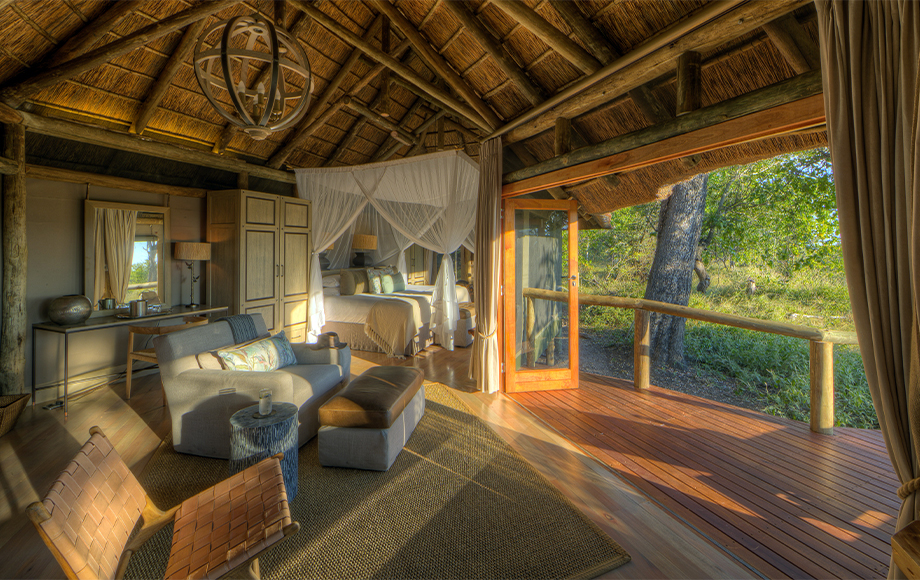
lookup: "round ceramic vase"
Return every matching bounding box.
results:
[48,295,93,325]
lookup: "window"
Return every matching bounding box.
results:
[126,235,160,302]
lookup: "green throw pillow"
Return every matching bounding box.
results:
[217,331,296,371]
[392,272,407,291]
[380,273,395,294]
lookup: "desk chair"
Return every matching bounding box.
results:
[27,427,299,580]
[127,316,208,401]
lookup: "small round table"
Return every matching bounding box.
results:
[229,402,298,501]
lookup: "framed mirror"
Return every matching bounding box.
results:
[84,200,171,314]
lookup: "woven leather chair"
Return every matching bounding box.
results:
[126,316,208,401]
[27,427,299,580]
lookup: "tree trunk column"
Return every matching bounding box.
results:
[1,123,26,397]
[634,309,650,390]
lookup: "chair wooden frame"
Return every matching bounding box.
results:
[126,315,208,401]
[27,427,299,580]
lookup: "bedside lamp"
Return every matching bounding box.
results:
[174,242,211,308]
[351,234,377,267]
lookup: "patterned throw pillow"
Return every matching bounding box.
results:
[217,331,296,371]
[367,271,383,294]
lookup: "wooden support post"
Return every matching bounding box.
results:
[1,123,26,396]
[554,117,571,156]
[676,51,702,116]
[237,172,249,190]
[634,309,650,391]
[809,340,834,435]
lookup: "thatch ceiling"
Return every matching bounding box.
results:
[0,0,826,221]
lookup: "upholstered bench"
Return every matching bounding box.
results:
[318,366,425,471]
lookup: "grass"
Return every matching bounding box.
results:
[579,264,878,430]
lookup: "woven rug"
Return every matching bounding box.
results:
[126,383,630,579]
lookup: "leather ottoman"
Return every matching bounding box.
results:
[317,366,425,471]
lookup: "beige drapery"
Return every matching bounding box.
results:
[816,2,920,577]
[93,208,137,305]
[470,137,502,393]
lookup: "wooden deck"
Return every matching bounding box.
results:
[0,346,899,579]
[509,373,899,580]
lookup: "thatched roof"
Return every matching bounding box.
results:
[0,0,825,219]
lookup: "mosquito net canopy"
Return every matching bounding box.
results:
[295,150,479,347]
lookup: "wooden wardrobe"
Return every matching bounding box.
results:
[207,190,312,342]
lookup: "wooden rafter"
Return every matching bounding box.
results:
[441,0,543,107]
[369,0,501,131]
[368,96,424,162]
[762,13,820,74]
[0,0,243,108]
[27,164,206,198]
[289,0,493,133]
[130,20,207,135]
[491,0,601,75]
[505,70,822,185]
[502,94,825,198]
[497,0,808,144]
[264,15,386,167]
[45,0,142,68]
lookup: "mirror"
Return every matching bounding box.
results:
[84,200,171,314]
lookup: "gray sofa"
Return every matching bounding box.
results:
[153,315,351,459]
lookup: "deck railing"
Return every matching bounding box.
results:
[522,287,859,435]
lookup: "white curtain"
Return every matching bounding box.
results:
[470,138,502,393]
[93,208,137,305]
[295,150,479,349]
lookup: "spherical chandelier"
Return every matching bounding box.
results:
[194,14,312,140]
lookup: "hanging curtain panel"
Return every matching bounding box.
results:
[816,2,920,577]
[295,150,479,349]
[93,208,137,305]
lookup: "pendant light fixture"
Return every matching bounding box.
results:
[194,13,312,140]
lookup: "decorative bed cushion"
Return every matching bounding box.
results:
[368,271,383,294]
[216,331,297,371]
[322,274,340,288]
[340,270,369,295]
[380,273,395,294]
[392,272,406,292]
[323,287,341,296]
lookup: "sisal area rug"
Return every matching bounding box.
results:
[126,383,630,579]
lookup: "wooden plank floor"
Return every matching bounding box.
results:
[0,346,897,579]
[509,373,900,580]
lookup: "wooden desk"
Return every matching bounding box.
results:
[32,305,228,416]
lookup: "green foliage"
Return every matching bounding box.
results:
[575,148,878,430]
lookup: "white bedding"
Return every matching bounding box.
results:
[322,284,470,325]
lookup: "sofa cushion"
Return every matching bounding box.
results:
[217,332,297,371]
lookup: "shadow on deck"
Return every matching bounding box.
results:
[509,373,899,580]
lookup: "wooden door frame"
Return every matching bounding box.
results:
[502,198,579,393]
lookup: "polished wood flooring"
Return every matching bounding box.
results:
[0,345,897,579]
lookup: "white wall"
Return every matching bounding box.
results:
[26,179,206,404]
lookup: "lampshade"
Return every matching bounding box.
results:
[174,242,212,261]
[352,234,377,251]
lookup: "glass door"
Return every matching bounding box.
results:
[502,199,578,392]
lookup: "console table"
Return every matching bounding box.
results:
[32,304,228,417]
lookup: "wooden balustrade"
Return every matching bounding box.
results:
[521,288,859,435]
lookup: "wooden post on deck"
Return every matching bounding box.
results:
[809,340,834,435]
[525,296,536,368]
[634,309,650,390]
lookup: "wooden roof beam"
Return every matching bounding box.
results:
[368,0,501,131]
[15,109,295,184]
[502,93,825,198]
[375,106,448,161]
[264,14,386,166]
[441,0,543,107]
[0,0,244,108]
[495,0,810,144]
[289,0,493,133]
[343,97,416,146]
[491,0,601,75]
[27,164,207,198]
[552,0,672,125]
[369,96,425,162]
[45,0,143,67]
[504,70,822,186]
[130,20,207,135]
[762,13,820,74]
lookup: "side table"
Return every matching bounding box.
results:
[229,402,298,501]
